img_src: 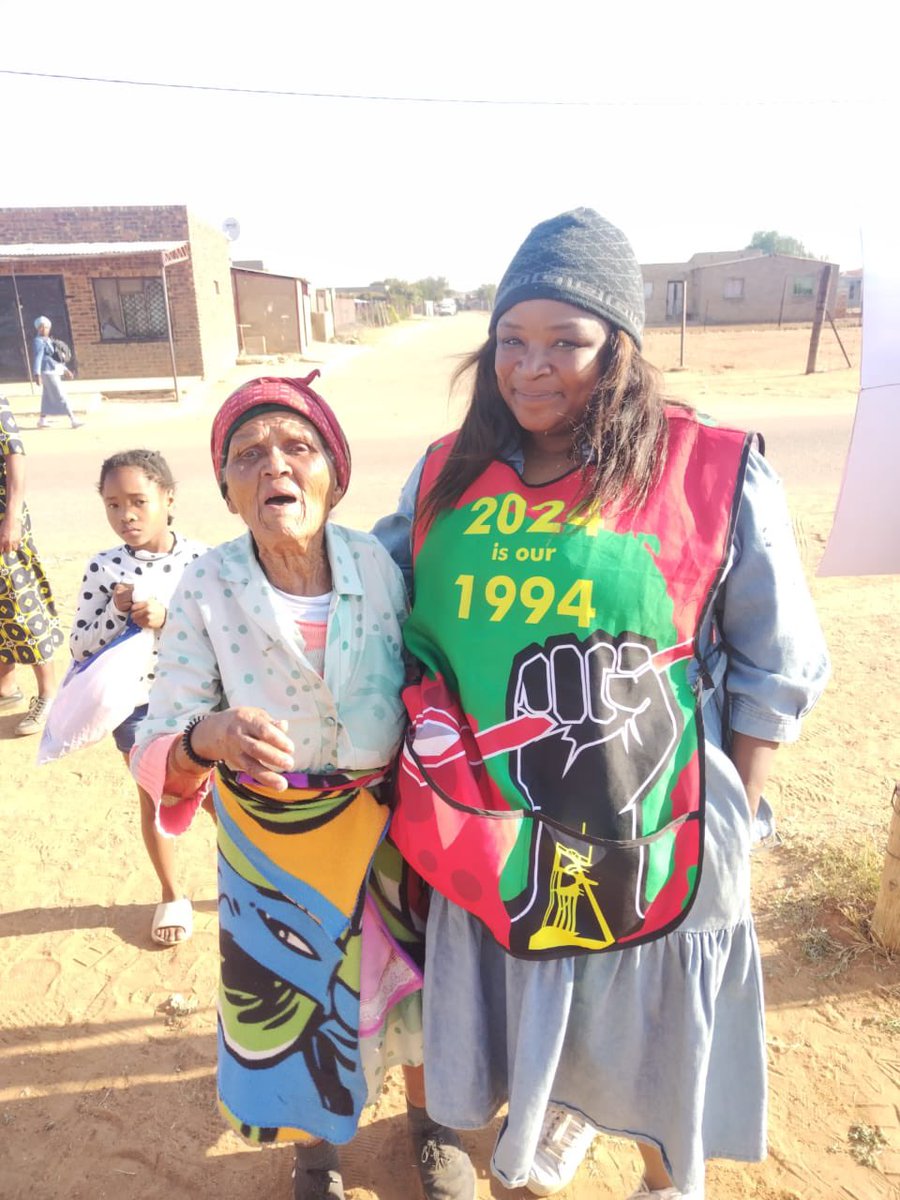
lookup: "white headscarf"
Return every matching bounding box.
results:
[34,316,51,331]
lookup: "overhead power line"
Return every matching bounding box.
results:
[0,67,867,108]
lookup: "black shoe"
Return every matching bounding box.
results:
[407,1103,476,1200]
[292,1141,345,1199]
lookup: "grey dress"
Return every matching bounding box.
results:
[32,335,74,420]
[374,446,830,1195]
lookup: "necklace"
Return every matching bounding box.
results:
[523,445,576,484]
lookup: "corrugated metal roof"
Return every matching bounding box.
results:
[0,241,188,259]
[232,264,310,284]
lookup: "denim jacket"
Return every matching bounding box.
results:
[32,335,58,377]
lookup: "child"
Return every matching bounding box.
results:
[70,449,208,947]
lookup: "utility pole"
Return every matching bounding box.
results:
[805,264,834,374]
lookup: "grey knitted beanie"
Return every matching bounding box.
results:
[490,208,645,348]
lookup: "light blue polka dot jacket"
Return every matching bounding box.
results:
[135,523,409,772]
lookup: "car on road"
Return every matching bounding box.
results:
[437,298,458,316]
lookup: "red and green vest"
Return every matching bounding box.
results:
[392,408,752,958]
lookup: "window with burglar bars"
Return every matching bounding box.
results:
[93,277,169,340]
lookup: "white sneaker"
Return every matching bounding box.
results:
[15,694,52,736]
[527,1104,598,1196]
[626,1177,700,1199]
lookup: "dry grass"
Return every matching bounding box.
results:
[846,1123,888,1168]
[765,834,890,976]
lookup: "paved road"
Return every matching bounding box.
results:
[20,315,490,567]
[20,311,852,590]
[752,412,852,498]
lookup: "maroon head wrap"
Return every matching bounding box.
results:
[210,371,351,494]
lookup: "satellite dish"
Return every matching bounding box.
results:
[222,217,241,242]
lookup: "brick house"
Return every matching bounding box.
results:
[641,248,840,327]
[0,205,238,384]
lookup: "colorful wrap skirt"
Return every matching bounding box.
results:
[212,766,425,1145]
[0,509,63,666]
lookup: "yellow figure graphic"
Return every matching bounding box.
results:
[528,839,615,951]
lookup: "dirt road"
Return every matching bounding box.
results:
[2,314,899,1199]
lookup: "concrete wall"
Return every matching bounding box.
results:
[640,251,839,327]
[689,255,838,325]
[641,264,688,326]
[333,295,360,331]
[299,282,312,351]
[186,210,238,372]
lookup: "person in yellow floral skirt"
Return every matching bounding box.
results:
[0,396,64,735]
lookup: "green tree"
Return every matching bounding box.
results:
[747,230,810,258]
[414,276,450,302]
[475,283,497,310]
[383,278,421,312]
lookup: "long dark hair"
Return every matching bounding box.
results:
[419,329,680,526]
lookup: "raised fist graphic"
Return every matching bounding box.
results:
[507,630,686,841]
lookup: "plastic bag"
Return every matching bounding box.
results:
[37,621,155,764]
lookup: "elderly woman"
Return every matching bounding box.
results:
[32,317,81,430]
[131,374,474,1200]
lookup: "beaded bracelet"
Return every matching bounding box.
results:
[181,714,219,770]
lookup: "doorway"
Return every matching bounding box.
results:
[0,274,74,382]
[665,280,684,321]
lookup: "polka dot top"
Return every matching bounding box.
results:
[69,531,209,704]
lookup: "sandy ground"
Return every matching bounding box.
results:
[1,314,899,1200]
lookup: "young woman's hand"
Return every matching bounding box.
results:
[189,707,295,792]
[0,515,23,555]
[130,598,167,629]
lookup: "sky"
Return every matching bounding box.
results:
[1,0,891,290]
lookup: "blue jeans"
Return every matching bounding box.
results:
[112,704,149,754]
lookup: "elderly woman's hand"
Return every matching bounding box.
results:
[130,597,167,630]
[192,707,295,793]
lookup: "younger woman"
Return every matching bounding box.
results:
[376,209,830,1199]
[70,449,207,946]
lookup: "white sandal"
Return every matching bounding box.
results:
[150,898,193,946]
